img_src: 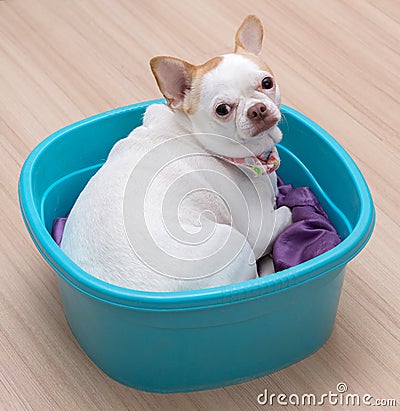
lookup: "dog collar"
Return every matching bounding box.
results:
[220,146,280,177]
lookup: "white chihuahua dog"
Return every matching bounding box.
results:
[61,15,292,292]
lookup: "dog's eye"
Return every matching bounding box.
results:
[215,104,231,117]
[262,77,274,89]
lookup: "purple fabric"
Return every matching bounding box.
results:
[273,176,341,271]
[51,213,69,246]
[51,177,341,271]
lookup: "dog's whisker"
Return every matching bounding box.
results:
[280,112,290,132]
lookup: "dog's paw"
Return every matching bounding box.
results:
[277,205,293,230]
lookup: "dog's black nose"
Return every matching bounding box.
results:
[247,103,267,120]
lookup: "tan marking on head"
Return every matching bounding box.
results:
[186,56,223,115]
[195,56,223,78]
[236,52,274,76]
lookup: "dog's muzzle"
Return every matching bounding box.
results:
[247,103,281,136]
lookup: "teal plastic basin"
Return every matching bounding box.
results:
[19,100,375,393]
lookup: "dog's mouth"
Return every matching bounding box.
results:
[249,117,280,138]
[235,108,281,143]
[241,115,280,142]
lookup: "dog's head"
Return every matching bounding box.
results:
[150,15,281,156]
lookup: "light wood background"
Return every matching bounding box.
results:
[1,1,399,410]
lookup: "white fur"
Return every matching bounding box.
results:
[61,53,292,292]
[188,54,282,158]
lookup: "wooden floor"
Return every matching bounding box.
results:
[1,0,399,409]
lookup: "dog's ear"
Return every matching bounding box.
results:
[150,56,195,110]
[234,15,264,55]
